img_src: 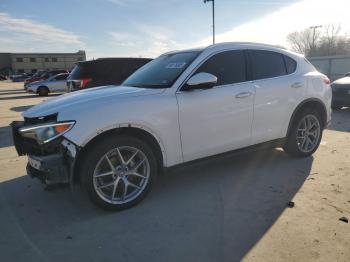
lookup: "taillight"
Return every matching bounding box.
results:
[324,77,331,85]
[80,78,92,89]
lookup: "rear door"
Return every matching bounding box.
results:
[247,50,304,144]
[176,50,255,162]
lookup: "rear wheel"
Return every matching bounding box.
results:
[37,86,49,96]
[80,135,157,211]
[283,108,323,157]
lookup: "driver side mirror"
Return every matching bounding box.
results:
[184,72,217,91]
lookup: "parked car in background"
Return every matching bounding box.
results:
[67,57,152,91]
[24,69,68,89]
[331,73,350,109]
[26,73,69,96]
[0,75,7,81]
[11,73,30,82]
[11,42,331,210]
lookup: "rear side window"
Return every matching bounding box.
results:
[284,55,297,74]
[195,50,246,86]
[248,50,286,80]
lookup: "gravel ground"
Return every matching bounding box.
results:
[0,81,349,262]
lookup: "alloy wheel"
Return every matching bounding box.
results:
[93,146,150,204]
[296,114,321,153]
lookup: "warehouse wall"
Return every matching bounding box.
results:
[308,55,350,81]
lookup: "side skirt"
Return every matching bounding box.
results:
[164,138,286,172]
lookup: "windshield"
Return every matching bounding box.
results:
[33,71,46,77]
[122,51,200,88]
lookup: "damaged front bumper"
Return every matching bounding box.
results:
[11,120,79,185]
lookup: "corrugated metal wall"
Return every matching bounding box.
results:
[308,55,350,81]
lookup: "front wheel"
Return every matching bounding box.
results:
[283,109,323,158]
[80,135,157,211]
[37,86,49,96]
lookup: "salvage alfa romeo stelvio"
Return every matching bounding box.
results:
[11,42,332,210]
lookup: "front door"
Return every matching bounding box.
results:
[176,50,255,162]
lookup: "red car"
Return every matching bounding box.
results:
[24,69,68,89]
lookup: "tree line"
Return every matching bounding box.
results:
[287,24,350,57]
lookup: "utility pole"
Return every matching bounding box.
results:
[309,25,322,56]
[204,0,215,44]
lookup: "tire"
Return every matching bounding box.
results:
[80,135,158,211]
[283,108,323,158]
[37,86,49,96]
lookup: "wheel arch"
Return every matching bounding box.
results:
[287,98,327,137]
[72,125,166,183]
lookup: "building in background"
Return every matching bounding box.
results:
[0,50,86,75]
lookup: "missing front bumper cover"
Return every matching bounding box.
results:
[27,153,70,184]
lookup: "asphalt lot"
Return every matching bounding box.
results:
[0,81,349,262]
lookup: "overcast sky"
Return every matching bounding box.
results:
[0,0,349,59]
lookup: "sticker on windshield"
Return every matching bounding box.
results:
[165,62,186,69]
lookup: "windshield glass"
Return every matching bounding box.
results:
[122,51,200,88]
[33,70,46,77]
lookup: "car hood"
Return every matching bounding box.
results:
[23,85,165,118]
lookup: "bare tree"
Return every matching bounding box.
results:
[287,28,321,56]
[287,24,350,57]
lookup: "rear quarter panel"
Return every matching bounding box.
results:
[305,72,332,123]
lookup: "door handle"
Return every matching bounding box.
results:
[291,82,303,88]
[235,92,252,99]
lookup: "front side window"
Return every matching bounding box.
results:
[248,50,286,80]
[194,50,246,86]
[122,51,200,88]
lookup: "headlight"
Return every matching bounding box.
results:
[19,121,75,144]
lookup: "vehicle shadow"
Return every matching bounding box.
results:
[328,107,350,132]
[0,93,60,100]
[0,148,312,262]
[10,105,34,112]
[0,91,27,95]
[0,125,13,148]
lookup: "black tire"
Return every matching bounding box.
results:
[80,135,158,211]
[283,108,323,158]
[37,86,49,96]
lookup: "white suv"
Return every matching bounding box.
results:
[11,42,332,210]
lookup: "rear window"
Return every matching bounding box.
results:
[68,65,90,79]
[248,50,286,80]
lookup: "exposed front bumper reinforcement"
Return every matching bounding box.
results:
[11,120,78,185]
[26,154,70,184]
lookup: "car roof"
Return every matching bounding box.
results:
[163,42,303,59]
[77,57,152,66]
